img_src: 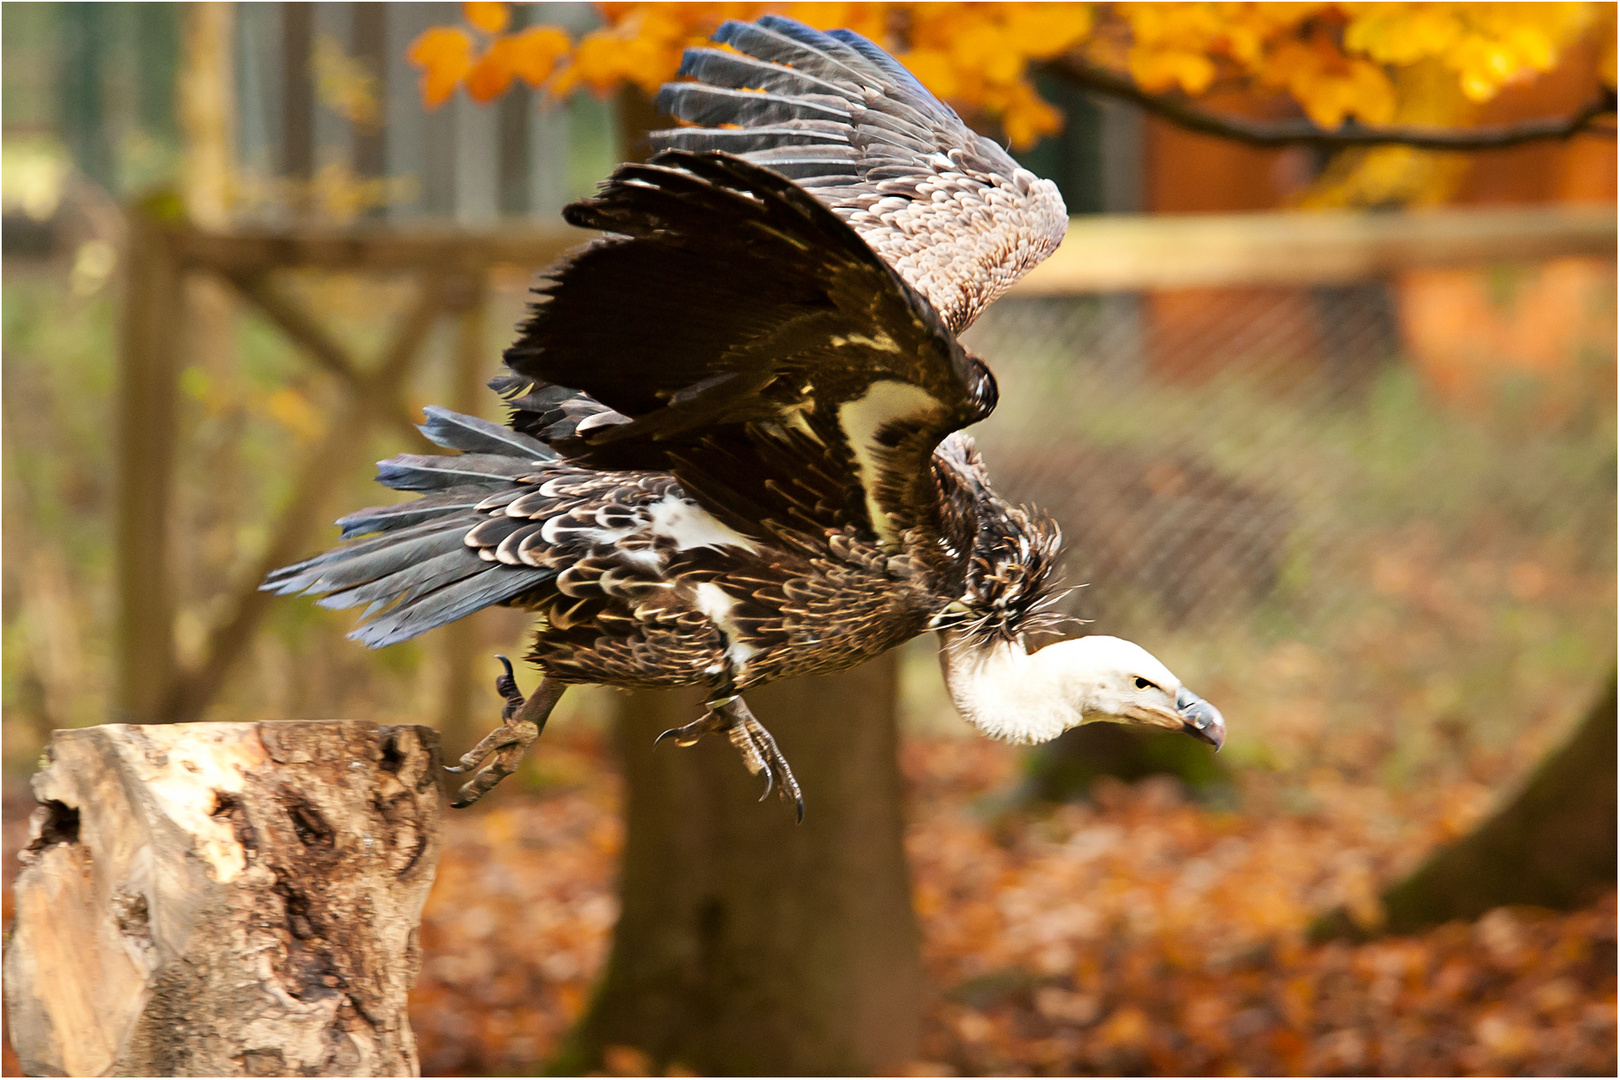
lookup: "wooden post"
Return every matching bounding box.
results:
[3,720,443,1077]
[159,280,444,726]
[115,212,184,723]
[437,273,490,758]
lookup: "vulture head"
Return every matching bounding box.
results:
[939,633,1226,750]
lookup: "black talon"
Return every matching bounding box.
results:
[654,696,804,821]
[494,654,524,720]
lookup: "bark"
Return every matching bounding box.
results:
[560,654,923,1075]
[3,720,442,1077]
[1378,673,1617,933]
[1314,672,1617,940]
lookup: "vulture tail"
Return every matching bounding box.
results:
[261,408,555,648]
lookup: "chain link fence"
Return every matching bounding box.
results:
[943,254,1616,780]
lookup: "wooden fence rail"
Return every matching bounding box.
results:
[113,204,1616,728]
[1018,203,1615,293]
[114,213,582,727]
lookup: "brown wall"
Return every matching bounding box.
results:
[1452,39,1616,206]
[1145,91,1298,213]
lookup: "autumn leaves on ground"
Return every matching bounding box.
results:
[405,726,1615,1078]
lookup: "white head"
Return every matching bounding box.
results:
[939,632,1225,749]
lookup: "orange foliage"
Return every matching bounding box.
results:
[463,0,511,37]
[407,3,1614,150]
[464,26,572,102]
[407,26,477,109]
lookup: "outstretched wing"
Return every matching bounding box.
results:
[501,150,997,550]
[650,15,1068,335]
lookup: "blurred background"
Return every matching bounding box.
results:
[2,3,1615,1076]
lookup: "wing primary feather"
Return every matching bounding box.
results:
[648,15,1069,333]
[650,124,852,152]
[418,406,555,459]
[334,488,495,539]
[376,453,539,492]
[709,19,870,83]
[656,84,851,129]
[349,566,552,648]
[672,48,855,100]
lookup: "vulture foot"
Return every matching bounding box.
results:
[446,656,565,808]
[657,696,804,823]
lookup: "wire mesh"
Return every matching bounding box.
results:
[953,263,1616,771]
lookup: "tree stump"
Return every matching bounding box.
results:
[4,720,443,1077]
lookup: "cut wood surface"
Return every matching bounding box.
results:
[3,720,442,1077]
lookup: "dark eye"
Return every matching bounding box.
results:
[1134,677,1158,691]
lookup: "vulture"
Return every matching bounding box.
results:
[265,16,1225,817]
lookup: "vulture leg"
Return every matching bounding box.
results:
[657,695,805,822]
[446,656,566,808]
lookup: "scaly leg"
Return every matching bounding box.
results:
[655,695,804,822]
[446,656,566,808]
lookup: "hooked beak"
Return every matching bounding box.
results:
[1176,687,1225,751]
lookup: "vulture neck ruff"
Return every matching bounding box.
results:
[938,632,1183,745]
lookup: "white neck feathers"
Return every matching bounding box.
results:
[939,634,1082,744]
[938,632,1181,745]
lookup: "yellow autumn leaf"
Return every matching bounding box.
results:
[265,387,323,444]
[997,78,1065,148]
[951,23,1023,86]
[409,1,1612,160]
[465,38,516,103]
[509,26,572,87]
[1344,4,1464,66]
[787,1,892,40]
[407,26,476,109]
[1599,5,1617,88]
[897,47,962,100]
[560,29,648,97]
[999,4,1093,61]
[1129,45,1217,95]
[463,1,510,36]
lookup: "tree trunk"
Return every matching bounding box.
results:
[561,654,923,1075]
[1314,672,1617,940]
[1378,672,1617,933]
[4,720,442,1077]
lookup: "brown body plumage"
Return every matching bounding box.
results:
[407,436,1059,696]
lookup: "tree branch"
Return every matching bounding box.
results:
[1044,56,1617,151]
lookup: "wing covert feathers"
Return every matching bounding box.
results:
[651,15,1068,334]
[503,150,997,549]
